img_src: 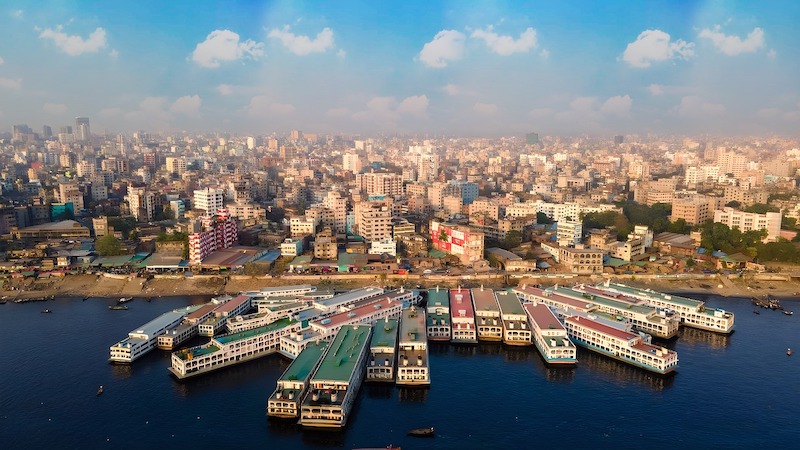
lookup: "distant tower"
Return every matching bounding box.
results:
[614,135,624,145]
[42,125,53,139]
[75,117,90,142]
[526,132,539,145]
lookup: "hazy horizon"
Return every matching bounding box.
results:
[1,0,799,137]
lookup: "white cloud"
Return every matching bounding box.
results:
[243,95,295,117]
[648,84,665,96]
[39,26,108,56]
[0,56,3,65]
[539,49,550,59]
[473,102,498,115]
[674,95,725,118]
[622,29,694,68]
[192,29,263,68]
[43,102,67,114]
[442,84,459,96]
[471,26,537,56]
[0,78,22,90]
[267,26,334,55]
[270,103,295,115]
[169,95,202,117]
[767,49,777,59]
[600,95,632,116]
[216,84,234,95]
[397,95,429,116]
[419,30,466,68]
[109,49,119,58]
[12,10,23,19]
[699,26,765,56]
[336,49,346,59]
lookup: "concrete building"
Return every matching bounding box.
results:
[559,247,603,274]
[193,188,225,216]
[314,229,338,260]
[670,196,712,225]
[188,208,239,265]
[165,157,187,175]
[281,238,304,257]
[354,199,392,243]
[430,220,485,265]
[557,220,583,246]
[713,207,781,242]
[369,238,397,256]
[356,172,403,197]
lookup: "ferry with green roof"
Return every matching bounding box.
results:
[367,317,399,382]
[169,317,302,379]
[597,282,735,334]
[267,341,328,419]
[495,290,532,346]
[426,287,451,341]
[299,324,372,428]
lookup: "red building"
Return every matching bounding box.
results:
[430,220,485,265]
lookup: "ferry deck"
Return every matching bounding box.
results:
[471,287,502,341]
[366,318,399,382]
[267,341,328,419]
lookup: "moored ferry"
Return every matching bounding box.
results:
[299,325,372,428]
[449,288,477,344]
[495,290,531,346]
[169,318,302,379]
[471,287,502,341]
[396,306,430,386]
[227,301,310,333]
[523,303,576,365]
[267,341,328,419]
[426,287,451,341]
[308,293,404,341]
[367,317,399,382]
[198,293,250,337]
[564,315,678,375]
[598,282,735,334]
[109,306,200,363]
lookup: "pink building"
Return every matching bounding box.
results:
[189,208,239,264]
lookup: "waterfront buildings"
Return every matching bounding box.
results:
[713,207,782,242]
[430,220,485,266]
[188,208,239,265]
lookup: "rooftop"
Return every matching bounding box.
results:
[495,290,525,316]
[471,288,499,313]
[371,318,399,349]
[131,308,188,337]
[312,325,371,382]
[427,288,449,308]
[215,317,296,345]
[399,307,426,344]
[566,315,637,341]
[279,341,328,383]
[524,303,564,332]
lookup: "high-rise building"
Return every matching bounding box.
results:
[42,125,53,139]
[354,198,393,243]
[165,157,187,175]
[713,207,781,242]
[356,172,404,197]
[557,220,583,246]
[188,208,239,264]
[343,153,362,173]
[75,117,90,142]
[193,188,225,215]
[416,154,439,182]
[614,135,624,145]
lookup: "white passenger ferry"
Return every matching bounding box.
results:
[396,306,430,386]
[599,282,735,334]
[169,318,302,379]
[110,306,199,363]
[267,341,328,419]
[523,303,576,365]
[495,291,531,346]
[299,325,372,428]
[227,301,310,333]
[426,287,451,341]
[564,315,678,375]
[471,287,502,341]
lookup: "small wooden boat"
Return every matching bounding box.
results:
[753,310,760,315]
[783,311,793,316]
[407,427,434,437]
[787,348,793,356]
[41,309,52,314]
[109,305,128,310]
[97,385,104,396]
[118,297,133,304]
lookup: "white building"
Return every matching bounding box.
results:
[193,188,225,216]
[281,238,304,257]
[369,238,397,256]
[713,207,781,242]
[557,220,583,246]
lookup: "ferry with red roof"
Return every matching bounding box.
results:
[564,315,678,375]
[449,288,477,344]
[523,303,576,365]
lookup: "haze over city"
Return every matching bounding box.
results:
[1,0,799,135]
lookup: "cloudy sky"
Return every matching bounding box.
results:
[0,0,798,136]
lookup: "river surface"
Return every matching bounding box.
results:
[1,293,798,449]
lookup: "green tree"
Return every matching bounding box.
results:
[744,203,779,214]
[95,235,123,256]
[667,218,688,234]
[725,200,742,208]
[536,212,553,225]
[502,230,522,249]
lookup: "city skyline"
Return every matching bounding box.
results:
[1,1,799,136]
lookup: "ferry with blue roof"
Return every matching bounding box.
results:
[267,341,328,419]
[299,324,372,428]
[109,305,201,363]
[169,317,302,379]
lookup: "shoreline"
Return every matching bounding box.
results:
[3,272,799,302]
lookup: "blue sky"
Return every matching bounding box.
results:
[0,0,798,136]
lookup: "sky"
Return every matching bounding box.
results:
[0,0,799,137]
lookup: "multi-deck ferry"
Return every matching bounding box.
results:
[157,301,221,350]
[169,317,302,379]
[396,306,430,386]
[598,282,735,334]
[523,303,576,365]
[471,287,502,341]
[308,293,404,341]
[227,301,310,333]
[564,315,679,375]
[109,306,200,363]
[366,317,398,382]
[449,288,477,344]
[267,341,328,419]
[198,293,250,336]
[299,325,372,428]
[495,290,531,346]
[426,287,451,341]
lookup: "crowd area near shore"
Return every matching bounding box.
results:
[2,271,799,301]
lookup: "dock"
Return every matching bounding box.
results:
[367,317,399,382]
[109,306,196,363]
[299,324,372,428]
[267,341,328,419]
[396,306,430,386]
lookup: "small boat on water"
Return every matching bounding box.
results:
[788,348,793,356]
[407,427,435,437]
[118,297,133,304]
[97,385,104,396]
[783,311,793,316]
[41,309,52,314]
[753,310,760,315]
[109,305,128,311]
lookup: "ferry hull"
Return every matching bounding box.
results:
[572,338,676,375]
[169,348,275,379]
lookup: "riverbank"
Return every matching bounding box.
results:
[2,272,799,301]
